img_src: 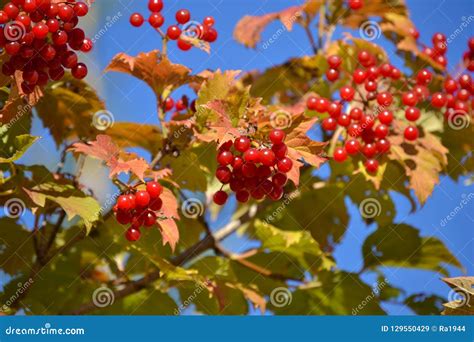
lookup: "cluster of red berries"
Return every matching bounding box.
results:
[213,130,293,206]
[113,181,164,242]
[129,0,217,51]
[463,37,474,72]
[0,0,92,93]
[439,73,473,121]
[420,32,449,67]
[164,95,196,119]
[348,0,363,10]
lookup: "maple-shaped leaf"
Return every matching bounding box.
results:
[159,187,179,220]
[70,135,150,180]
[105,50,202,98]
[234,5,309,48]
[388,124,448,204]
[158,218,179,252]
[442,277,474,315]
[194,100,241,146]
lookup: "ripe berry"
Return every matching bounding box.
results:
[58,4,74,21]
[345,139,360,155]
[125,227,141,242]
[272,143,288,159]
[328,102,342,117]
[118,194,135,211]
[353,69,367,84]
[432,32,446,45]
[213,191,228,205]
[272,173,288,187]
[148,0,164,12]
[177,38,192,51]
[130,13,144,27]
[402,92,418,106]
[376,139,390,154]
[243,148,260,163]
[348,0,363,10]
[217,150,234,166]
[143,211,157,227]
[202,27,218,42]
[259,149,276,166]
[203,16,215,27]
[216,166,232,183]
[337,114,351,127]
[431,92,446,108]
[327,55,342,68]
[405,107,421,121]
[135,191,151,208]
[374,124,389,138]
[365,159,379,173]
[269,187,284,201]
[236,190,250,203]
[326,68,339,81]
[167,25,181,40]
[350,108,363,121]
[150,197,163,211]
[242,163,257,178]
[365,80,377,92]
[234,136,251,152]
[176,9,190,24]
[72,63,87,79]
[378,110,393,125]
[416,69,432,85]
[362,143,377,158]
[232,156,244,170]
[376,92,393,107]
[149,12,164,28]
[277,157,293,173]
[444,78,458,94]
[340,86,355,101]
[4,3,19,18]
[322,117,337,131]
[146,181,163,198]
[404,126,419,141]
[269,129,286,144]
[333,147,347,162]
[314,98,330,113]
[116,211,132,225]
[33,23,49,39]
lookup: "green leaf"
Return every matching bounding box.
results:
[362,224,462,275]
[0,134,38,163]
[161,150,207,191]
[0,218,34,276]
[405,294,444,315]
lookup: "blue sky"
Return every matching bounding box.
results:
[17,0,474,315]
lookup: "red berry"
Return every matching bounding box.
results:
[53,31,68,45]
[345,139,360,155]
[176,9,190,24]
[322,117,337,131]
[177,38,192,51]
[118,194,135,211]
[348,0,363,10]
[374,124,389,138]
[277,157,293,173]
[74,2,89,17]
[405,107,420,121]
[432,32,446,45]
[365,80,377,92]
[4,3,19,18]
[272,144,288,159]
[144,211,157,227]
[402,91,418,106]
[379,63,392,77]
[377,92,393,107]
[272,173,288,187]
[364,159,379,173]
[125,227,141,242]
[328,102,342,117]
[242,163,257,178]
[72,63,87,79]
[149,12,164,28]
[340,86,355,101]
[431,92,446,108]
[326,68,339,81]
[269,129,286,144]
[243,148,260,163]
[353,69,367,84]
[362,143,377,158]
[236,190,250,203]
[357,50,372,64]
[33,23,49,39]
[58,4,74,21]
[378,110,393,125]
[234,136,251,152]
[202,27,218,42]
[376,139,391,154]
[404,126,419,141]
[314,98,330,113]
[116,211,132,225]
[458,74,472,89]
[150,197,163,211]
[135,191,151,208]
[327,55,342,68]
[146,181,163,198]
[333,147,347,162]
[391,68,401,80]
[203,16,215,27]
[409,27,419,39]
[269,187,284,201]
[167,25,181,40]
[337,114,351,127]
[232,156,244,170]
[444,78,458,94]
[350,108,363,121]
[216,166,232,184]
[416,69,432,85]
[217,150,234,166]
[130,13,144,27]
[259,149,276,166]
[213,191,228,205]
[148,0,163,12]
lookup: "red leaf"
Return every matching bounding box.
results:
[158,218,179,252]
